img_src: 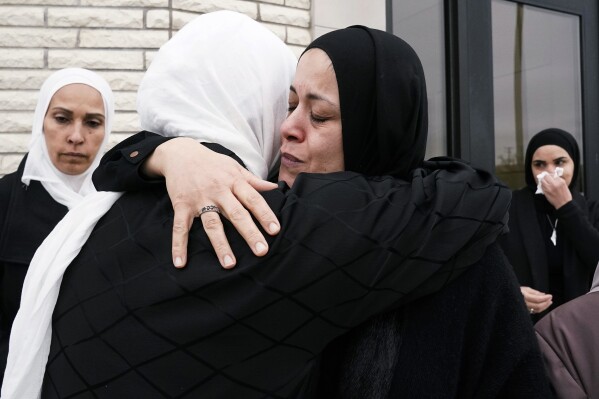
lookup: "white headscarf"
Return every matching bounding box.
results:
[138,10,294,177]
[1,10,295,399]
[21,67,114,209]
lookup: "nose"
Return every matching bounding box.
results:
[280,109,305,143]
[67,122,85,145]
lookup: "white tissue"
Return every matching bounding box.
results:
[535,167,564,195]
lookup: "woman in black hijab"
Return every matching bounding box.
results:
[294,27,550,399]
[500,128,599,320]
[304,26,427,178]
[86,24,550,398]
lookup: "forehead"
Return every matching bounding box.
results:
[532,144,571,160]
[294,49,337,90]
[48,83,104,113]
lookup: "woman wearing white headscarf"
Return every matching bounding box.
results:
[0,68,113,386]
[2,11,294,399]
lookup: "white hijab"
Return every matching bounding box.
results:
[21,67,114,209]
[1,10,295,399]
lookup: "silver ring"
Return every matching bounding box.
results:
[200,205,221,215]
[529,308,535,314]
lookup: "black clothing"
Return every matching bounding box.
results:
[43,147,510,398]
[92,131,244,192]
[0,156,68,385]
[500,187,599,319]
[92,131,173,191]
[304,27,427,180]
[318,243,552,399]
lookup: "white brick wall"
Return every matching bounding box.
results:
[0,1,312,176]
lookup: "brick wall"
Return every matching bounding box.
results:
[0,0,311,176]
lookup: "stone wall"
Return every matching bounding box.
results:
[0,0,311,175]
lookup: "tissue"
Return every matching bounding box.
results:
[535,167,564,195]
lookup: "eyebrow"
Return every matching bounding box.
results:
[532,156,568,163]
[49,106,105,120]
[289,85,337,107]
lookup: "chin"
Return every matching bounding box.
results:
[58,163,89,176]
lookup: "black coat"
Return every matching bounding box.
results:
[0,156,68,386]
[41,137,512,398]
[500,187,599,319]
[317,243,551,398]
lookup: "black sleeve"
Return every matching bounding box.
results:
[92,131,247,192]
[556,198,599,268]
[266,160,512,316]
[92,131,173,192]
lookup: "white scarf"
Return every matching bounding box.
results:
[21,68,114,210]
[1,10,295,399]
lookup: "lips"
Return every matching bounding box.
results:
[60,152,87,159]
[280,152,303,168]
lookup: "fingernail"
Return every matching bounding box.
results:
[269,223,279,233]
[255,242,267,254]
[174,257,183,267]
[223,255,234,267]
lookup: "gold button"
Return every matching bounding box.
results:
[129,150,139,158]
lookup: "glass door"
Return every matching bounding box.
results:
[490,0,599,197]
[492,0,582,189]
[389,0,599,198]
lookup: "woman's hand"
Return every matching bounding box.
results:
[520,286,552,314]
[541,173,572,209]
[144,137,280,269]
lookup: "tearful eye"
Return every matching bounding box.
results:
[310,113,328,124]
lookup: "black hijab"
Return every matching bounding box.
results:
[303,26,428,180]
[524,128,580,190]
[308,27,514,399]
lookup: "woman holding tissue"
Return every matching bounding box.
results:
[500,128,599,320]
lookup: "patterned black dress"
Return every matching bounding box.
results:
[41,158,509,398]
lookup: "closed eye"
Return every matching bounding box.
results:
[310,113,328,124]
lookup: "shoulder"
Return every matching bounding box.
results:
[585,196,599,219]
[535,292,599,348]
[534,292,599,391]
[0,163,25,199]
[570,191,599,222]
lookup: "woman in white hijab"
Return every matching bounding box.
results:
[2,11,295,399]
[0,67,113,387]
